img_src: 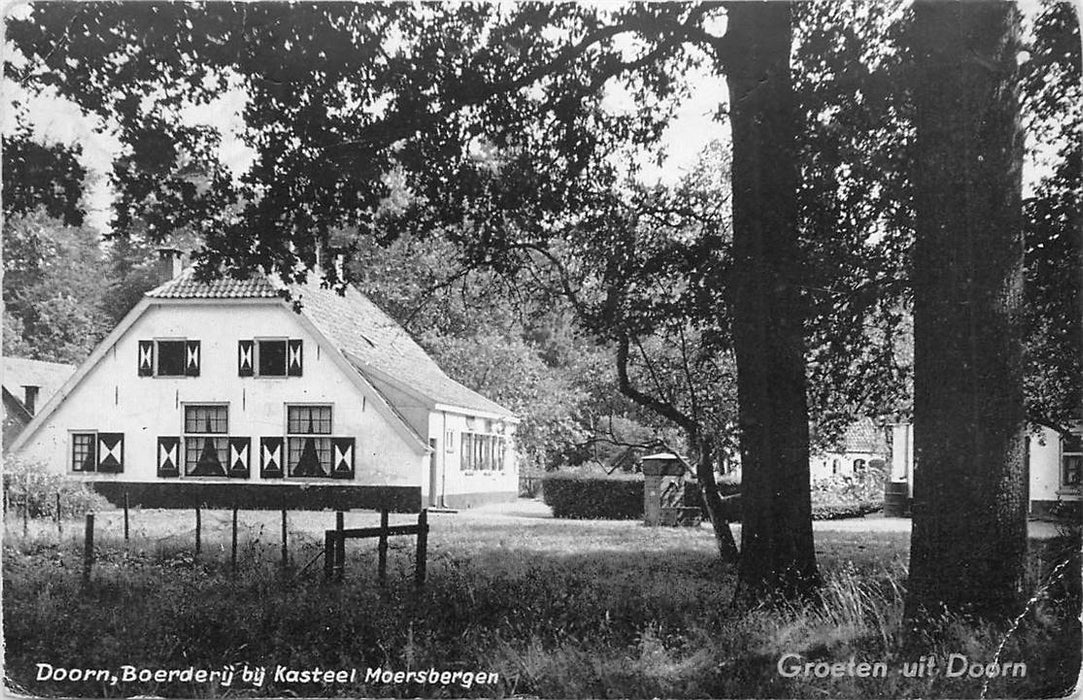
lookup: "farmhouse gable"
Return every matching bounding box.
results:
[11,266,519,511]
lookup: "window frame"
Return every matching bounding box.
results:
[459,431,507,473]
[285,403,334,478]
[156,339,188,377]
[70,431,98,473]
[1061,434,1082,490]
[256,338,289,378]
[182,403,230,478]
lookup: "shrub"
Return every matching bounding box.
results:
[809,465,886,520]
[692,466,886,522]
[3,458,111,518]
[543,471,643,519]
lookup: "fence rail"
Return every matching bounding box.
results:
[5,492,429,593]
[323,509,429,587]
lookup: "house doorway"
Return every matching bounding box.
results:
[429,438,440,506]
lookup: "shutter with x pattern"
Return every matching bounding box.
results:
[185,340,201,376]
[260,437,284,479]
[287,339,303,376]
[238,340,254,377]
[229,437,251,479]
[157,436,180,477]
[331,438,355,480]
[138,341,154,376]
[97,433,124,473]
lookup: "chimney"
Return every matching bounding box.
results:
[22,385,39,415]
[156,248,184,285]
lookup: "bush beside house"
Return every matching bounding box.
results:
[3,458,111,518]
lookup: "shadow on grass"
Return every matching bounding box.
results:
[3,518,1079,699]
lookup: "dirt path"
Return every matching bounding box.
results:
[466,498,1066,540]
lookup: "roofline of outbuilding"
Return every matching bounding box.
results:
[344,350,517,423]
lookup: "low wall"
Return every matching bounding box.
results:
[91,482,422,512]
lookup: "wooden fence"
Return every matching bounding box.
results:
[14,501,432,591]
[323,509,429,587]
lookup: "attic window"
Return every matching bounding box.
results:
[139,339,200,377]
[158,341,186,376]
[259,340,287,376]
[242,338,303,377]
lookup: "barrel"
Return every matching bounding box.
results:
[883,481,910,517]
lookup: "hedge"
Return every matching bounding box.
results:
[540,472,883,522]
[542,473,643,520]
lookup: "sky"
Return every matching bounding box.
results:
[2,2,733,235]
[1,0,1053,235]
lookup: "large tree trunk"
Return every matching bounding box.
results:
[724,2,819,598]
[905,2,1027,621]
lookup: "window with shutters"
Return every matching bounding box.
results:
[287,404,332,477]
[243,338,303,377]
[158,341,186,376]
[184,404,229,477]
[140,339,200,377]
[259,339,287,376]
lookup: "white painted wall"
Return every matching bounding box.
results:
[810,451,883,482]
[888,422,1081,507]
[14,300,426,487]
[365,375,519,505]
[428,410,518,504]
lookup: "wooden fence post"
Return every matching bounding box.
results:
[56,492,62,537]
[123,491,130,542]
[335,511,345,581]
[377,509,389,586]
[323,531,335,581]
[195,505,202,558]
[83,513,95,587]
[415,509,428,588]
[280,509,288,571]
[231,506,239,572]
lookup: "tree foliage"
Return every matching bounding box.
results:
[2,124,87,227]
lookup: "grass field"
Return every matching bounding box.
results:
[3,500,1079,698]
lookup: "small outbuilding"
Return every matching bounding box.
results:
[640,452,699,527]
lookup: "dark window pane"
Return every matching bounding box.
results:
[1064,455,1082,486]
[461,433,473,471]
[1064,435,1082,453]
[157,341,186,376]
[72,433,96,472]
[259,340,287,376]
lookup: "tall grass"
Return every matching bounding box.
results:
[3,511,1079,698]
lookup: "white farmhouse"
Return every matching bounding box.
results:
[888,421,1081,518]
[9,252,519,511]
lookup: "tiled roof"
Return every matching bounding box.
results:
[145,268,515,418]
[293,279,516,418]
[146,268,281,298]
[2,357,76,407]
[839,418,888,453]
